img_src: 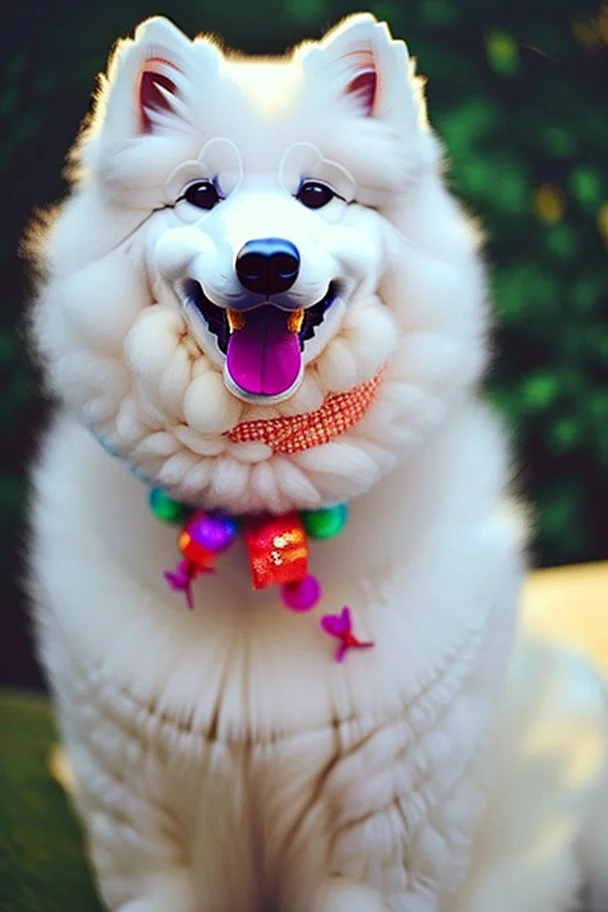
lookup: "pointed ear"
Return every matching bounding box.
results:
[344,67,377,117]
[96,17,218,140]
[138,57,181,133]
[302,13,423,130]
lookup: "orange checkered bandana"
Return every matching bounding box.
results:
[227,368,384,455]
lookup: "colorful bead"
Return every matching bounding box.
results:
[178,529,214,569]
[184,511,238,555]
[301,504,348,540]
[149,487,191,525]
[166,510,237,611]
[243,513,309,590]
[156,492,373,664]
[281,574,321,612]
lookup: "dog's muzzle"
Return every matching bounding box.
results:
[223,237,305,403]
[182,234,340,405]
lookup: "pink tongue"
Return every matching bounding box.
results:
[226,307,302,397]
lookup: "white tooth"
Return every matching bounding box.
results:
[227,309,246,333]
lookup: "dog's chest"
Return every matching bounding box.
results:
[66,590,499,909]
[36,413,518,907]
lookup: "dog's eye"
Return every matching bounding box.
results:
[296,181,337,210]
[182,180,222,210]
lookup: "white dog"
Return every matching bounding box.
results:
[27,13,608,912]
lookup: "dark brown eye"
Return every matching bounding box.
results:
[296,180,337,210]
[183,180,221,210]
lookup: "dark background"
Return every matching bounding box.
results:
[1,0,606,690]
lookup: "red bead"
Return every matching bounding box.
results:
[178,528,215,569]
[177,510,237,570]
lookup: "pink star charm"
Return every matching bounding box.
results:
[320,606,374,663]
[164,559,215,611]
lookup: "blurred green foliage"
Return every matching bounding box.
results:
[0,693,103,912]
[0,0,606,580]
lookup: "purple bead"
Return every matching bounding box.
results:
[280,575,322,613]
[187,511,237,554]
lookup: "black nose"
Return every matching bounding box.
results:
[235,238,300,296]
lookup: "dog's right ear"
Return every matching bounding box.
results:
[74,18,221,200]
[92,17,219,143]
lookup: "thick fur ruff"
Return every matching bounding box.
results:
[28,13,608,912]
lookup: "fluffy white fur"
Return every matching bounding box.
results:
[30,14,484,514]
[28,13,608,912]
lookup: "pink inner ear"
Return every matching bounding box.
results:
[139,59,178,133]
[345,68,377,116]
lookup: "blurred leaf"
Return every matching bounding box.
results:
[536,480,591,562]
[572,275,605,313]
[568,165,605,212]
[544,125,577,158]
[485,30,520,77]
[456,153,530,214]
[588,394,608,467]
[520,373,560,413]
[544,223,579,260]
[495,263,560,322]
[572,19,600,47]
[534,184,566,224]
[548,417,582,452]
[437,99,500,155]
[284,0,330,26]
[597,202,608,248]
[419,0,457,28]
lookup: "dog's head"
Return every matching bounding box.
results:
[31,13,488,514]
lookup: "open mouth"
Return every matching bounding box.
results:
[182,280,339,402]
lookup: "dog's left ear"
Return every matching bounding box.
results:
[303,13,424,130]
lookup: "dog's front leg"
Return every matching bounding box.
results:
[48,690,199,912]
[66,749,199,912]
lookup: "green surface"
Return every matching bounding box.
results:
[0,692,102,912]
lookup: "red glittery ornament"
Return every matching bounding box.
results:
[242,513,309,590]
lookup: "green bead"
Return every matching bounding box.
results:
[148,488,191,525]
[302,504,348,540]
